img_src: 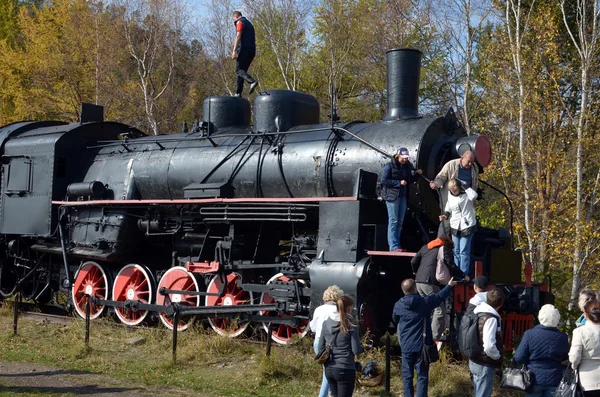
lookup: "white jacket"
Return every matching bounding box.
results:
[309,302,337,339]
[569,322,600,391]
[473,302,501,360]
[445,187,477,232]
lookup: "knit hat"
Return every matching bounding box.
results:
[538,304,560,327]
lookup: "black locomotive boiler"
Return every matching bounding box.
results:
[0,49,550,346]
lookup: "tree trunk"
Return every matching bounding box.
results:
[570,68,587,310]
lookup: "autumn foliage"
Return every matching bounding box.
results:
[0,0,598,313]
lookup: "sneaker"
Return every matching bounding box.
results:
[393,248,403,252]
[248,81,258,94]
[233,93,241,97]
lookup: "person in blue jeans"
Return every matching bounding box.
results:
[392,277,458,397]
[380,147,422,251]
[439,179,477,276]
[514,304,569,397]
[310,285,344,397]
[469,288,505,397]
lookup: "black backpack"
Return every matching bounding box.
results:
[458,304,499,359]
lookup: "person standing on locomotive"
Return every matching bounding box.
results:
[439,179,477,276]
[231,11,258,97]
[429,150,479,212]
[380,147,423,252]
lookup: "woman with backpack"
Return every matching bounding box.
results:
[439,178,477,276]
[317,294,363,397]
[514,304,569,397]
[411,235,469,342]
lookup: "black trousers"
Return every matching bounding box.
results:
[324,366,355,397]
[235,49,256,94]
[584,391,600,397]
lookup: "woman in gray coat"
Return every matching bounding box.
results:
[317,294,363,397]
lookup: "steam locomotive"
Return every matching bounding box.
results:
[0,49,550,346]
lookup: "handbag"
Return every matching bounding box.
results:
[554,368,583,397]
[314,331,339,365]
[500,359,532,391]
[421,322,439,365]
[422,343,439,365]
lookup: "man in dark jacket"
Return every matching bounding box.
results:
[380,147,422,251]
[412,236,469,341]
[231,11,257,97]
[392,277,457,397]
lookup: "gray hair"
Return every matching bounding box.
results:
[578,289,600,312]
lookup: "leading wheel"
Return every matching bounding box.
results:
[71,261,110,319]
[156,266,200,331]
[261,273,309,344]
[205,273,253,337]
[112,264,155,326]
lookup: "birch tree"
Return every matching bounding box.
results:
[117,0,186,135]
[242,0,311,91]
[201,0,238,95]
[560,0,600,308]
[504,0,536,264]
[435,0,493,134]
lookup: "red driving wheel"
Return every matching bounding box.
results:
[71,261,110,320]
[205,273,253,337]
[112,264,155,326]
[261,273,309,344]
[156,266,200,331]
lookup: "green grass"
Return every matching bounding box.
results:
[0,307,520,396]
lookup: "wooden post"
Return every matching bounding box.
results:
[265,323,274,356]
[385,334,391,392]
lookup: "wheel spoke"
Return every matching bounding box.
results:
[261,273,309,344]
[72,262,108,320]
[157,267,199,331]
[113,264,153,326]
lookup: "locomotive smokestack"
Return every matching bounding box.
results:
[384,48,422,121]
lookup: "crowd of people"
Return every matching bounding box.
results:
[307,148,600,397]
[381,148,479,278]
[310,280,600,397]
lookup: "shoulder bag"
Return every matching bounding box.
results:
[554,367,583,397]
[315,330,339,365]
[500,359,532,392]
[421,322,439,365]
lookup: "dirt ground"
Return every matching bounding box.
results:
[0,360,209,397]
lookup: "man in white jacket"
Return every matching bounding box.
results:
[469,288,505,397]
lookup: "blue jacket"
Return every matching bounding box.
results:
[514,324,569,387]
[380,160,417,201]
[392,285,452,353]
